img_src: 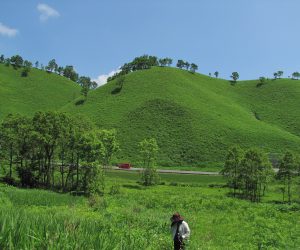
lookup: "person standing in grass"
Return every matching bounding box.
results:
[170,213,190,250]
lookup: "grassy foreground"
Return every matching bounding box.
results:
[0,173,299,249]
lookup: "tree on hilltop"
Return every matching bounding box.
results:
[166,58,173,66]
[46,59,58,72]
[10,55,23,69]
[21,60,32,77]
[214,71,219,78]
[159,58,168,67]
[63,65,78,82]
[277,71,283,79]
[190,63,198,73]
[230,72,239,84]
[176,60,185,69]
[184,61,190,70]
[292,72,300,80]
[0,54,4,63]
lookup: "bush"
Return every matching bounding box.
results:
[86,164,105,196]
[109,183,121,195]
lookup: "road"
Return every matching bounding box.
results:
[111,166,220,175]
[111,167,280,176]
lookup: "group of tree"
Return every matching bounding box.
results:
[273,71,284,79]
[277,151,300,203]
[0,54,97,98]
[0,54,32,77]
[176,60,198,73]
[222,146,300,203]
[0,111,162,195]
[107,55,162,82]
[0,112,119,195]
[107,55,200,83]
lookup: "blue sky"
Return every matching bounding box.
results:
[1,0,300,84]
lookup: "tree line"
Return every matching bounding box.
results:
[0,112,115,192]
[0,54,97,99]
[0,112,160,195]
[222,146,300,203]
[107,55,199,82]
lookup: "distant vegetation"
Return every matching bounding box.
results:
[107,55,199,82]
[222,146,300,203]
[0,112,117,194]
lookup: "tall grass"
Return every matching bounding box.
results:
[0,179,300,249]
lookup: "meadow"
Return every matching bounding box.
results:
[1,171,299,250]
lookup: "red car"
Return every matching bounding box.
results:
[118,163,132,169]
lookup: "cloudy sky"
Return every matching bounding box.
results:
[1,0,300,84]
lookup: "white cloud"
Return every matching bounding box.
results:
[0,23,18,37]
[93,69,121,86]
[37,3,60,21]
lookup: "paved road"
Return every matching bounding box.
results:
[111,166,220,175]
[111,167,280,176]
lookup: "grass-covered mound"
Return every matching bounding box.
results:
[0,174,299,249]
[64,67,300,166]
[0,64,80,118]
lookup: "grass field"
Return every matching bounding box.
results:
[1,172,299,249]
[0,64,80,118]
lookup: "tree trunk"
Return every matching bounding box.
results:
[9,145,13,178]
[60,153,65,190]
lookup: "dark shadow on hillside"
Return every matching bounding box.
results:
[122,184,144,190]
[111,87,122,95]
[229,80,236,85]
[75,99,85,105]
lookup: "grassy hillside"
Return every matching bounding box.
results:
[0,64,80,119]
[63,67,300,166]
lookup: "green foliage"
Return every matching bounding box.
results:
[222,147,274,202]
[176,59,185,69]
[10,55,23,69]
[0,111,120,192]
[46,59,58,72]
[277,151,297,203]
[190,63,198,73]
[139,138,159,186]
[63,65,79,82]
[86,164,105,196]
[292,71,300,80]
[230,71,239,83]
[221,145,244,196]
[257,76,266,87]
[109,182,121,195]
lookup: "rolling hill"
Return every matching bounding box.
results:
[1,63,300,167]
[0,64,80,118]
[63,67,300,167]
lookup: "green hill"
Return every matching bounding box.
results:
[63,67,300,166]
[0,64,80,118]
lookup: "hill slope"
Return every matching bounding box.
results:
[63,67,300,166]
[0,64,80,119]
